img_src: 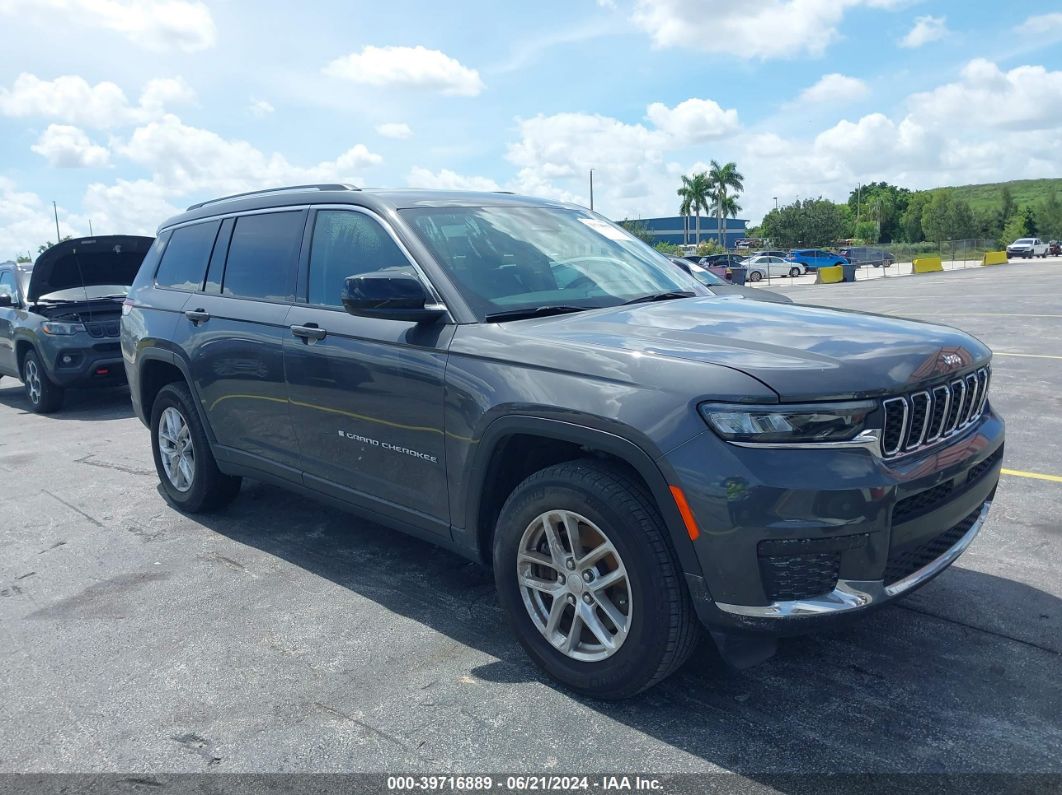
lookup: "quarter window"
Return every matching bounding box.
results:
[155,221,221,291]
[222,211,304,301]
[0,270,16,300]
[307,210,411,307]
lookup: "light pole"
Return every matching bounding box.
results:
[589,169,594,212]
[53,200,61,243]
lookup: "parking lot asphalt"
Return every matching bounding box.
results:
[1,260,1060,776]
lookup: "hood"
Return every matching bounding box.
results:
[506,297,991,401]
[28,235,154,302]
[708,285,792,304]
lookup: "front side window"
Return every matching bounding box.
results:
[307,210,411,307]
[223,211,304,301]
[155,221,220,291]
[401,206,704,319]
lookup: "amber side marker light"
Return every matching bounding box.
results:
[669,485,701,541]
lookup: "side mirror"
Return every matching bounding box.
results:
[341,270,446,323]
[0,294,14,308]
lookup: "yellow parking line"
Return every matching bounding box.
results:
[1001,468,1062,484]
[993,352,1062,360]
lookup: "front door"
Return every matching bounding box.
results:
[283,207,453,535]
[0,269,20,376]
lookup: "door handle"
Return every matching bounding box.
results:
[290,324,327,341]
[185,308,210,324]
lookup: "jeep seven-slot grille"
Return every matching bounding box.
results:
[85,320,120,338]
[880,367,990,458]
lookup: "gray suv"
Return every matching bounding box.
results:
[0,236,152,412]
[121,185,1004,698]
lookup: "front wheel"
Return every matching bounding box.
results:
[150,382,241,512]
[748,270,763,282]
[493,460,699,699]
[22,349,64,414]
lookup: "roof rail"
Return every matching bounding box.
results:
[186,183,360,211]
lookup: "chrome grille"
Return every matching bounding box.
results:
[881,367,991,458]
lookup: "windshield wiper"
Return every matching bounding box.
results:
[484,305,595,323]
[622,290,696,305]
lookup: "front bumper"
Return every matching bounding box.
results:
[663,407,1004,633]
[42,338,126,387]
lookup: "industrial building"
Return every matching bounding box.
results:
[626,216,748,248]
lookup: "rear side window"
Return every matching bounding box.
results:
[222,211,304,301]
[0,270,16,299]
[155,221,220,291]
[307,210,410,307]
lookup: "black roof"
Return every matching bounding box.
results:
[162,185,578,232]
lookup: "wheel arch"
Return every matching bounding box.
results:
[466,416,701,578]
[135,347,216,444]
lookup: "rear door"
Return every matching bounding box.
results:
[182,209,306,476]
[283,206,454,535]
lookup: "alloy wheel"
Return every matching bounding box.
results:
[158,406,195,492]
[516,510,632,662]
[24,359,41,405]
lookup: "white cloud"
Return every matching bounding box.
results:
[0,0,216,51]
[248,99,275,118]
[900,15,948,48]
[407,167,500,191]
[31,124,111,167]
[797,73,869,104]
[908,59,1062,130]
[0,178,86,258]
[0,73,195,128]
[631,0,903,59]
[1015,12,1062,41]
[81,178,180,235]
[323,45,484,96]
[376,122,413,140]
[116,114,383,195]
[645,98,740,142]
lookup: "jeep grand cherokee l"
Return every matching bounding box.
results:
[121,185,1004,699]
[0,236,153,412]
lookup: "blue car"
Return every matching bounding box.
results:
[785,248,848,271]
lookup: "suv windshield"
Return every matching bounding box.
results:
[401,206,705,319]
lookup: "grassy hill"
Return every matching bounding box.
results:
[935,178,1062,212]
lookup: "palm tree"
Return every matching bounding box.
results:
[707,160,744,249]
[677,172,711,245]
[709,194,742,240]
[677,192,693,245]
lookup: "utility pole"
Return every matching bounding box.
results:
[589,169,594,212]
[89,219,94,236]
[855,183,861,225]
[53,201,61,243]
[773,196,778,211]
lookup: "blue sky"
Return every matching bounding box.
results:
[1,0,1061,258]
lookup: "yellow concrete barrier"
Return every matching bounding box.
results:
[816,265,844,284]
[912,256,943,273]
[982,251,1009,266]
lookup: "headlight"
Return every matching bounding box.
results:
[41,321,86,335]
[700,401,876,443]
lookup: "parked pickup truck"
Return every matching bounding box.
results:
[1006,238,1049,258]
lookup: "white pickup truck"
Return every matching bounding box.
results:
[1006,237,1049,258]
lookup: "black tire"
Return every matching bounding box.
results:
[788,267,800,278]
[493,460,699,699]
[150,382,241,513]
[749,270,763,282]
[22,349,64,414]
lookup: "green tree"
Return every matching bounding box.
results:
[1036,190,1062,240]
[706,160,744,248]
[619,218,655,245]
[1002,213,1032,245]
[853,220,878,243]
[1000,186,1016,223]
[921,191,954,245]
[847,182,911,242]
[1021,205,1038,236]
[948,199,976,240]
[761,198,846,248]
[37,235,72,254]
[900,192,930,242]
[676,172,711,245]
[16,253,32,263]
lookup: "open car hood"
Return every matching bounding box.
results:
[28,235,154,302]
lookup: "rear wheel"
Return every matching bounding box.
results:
[788,267,801,278]
[493,460,699,699]
[22,349,64,414]
[151,382,241,512]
